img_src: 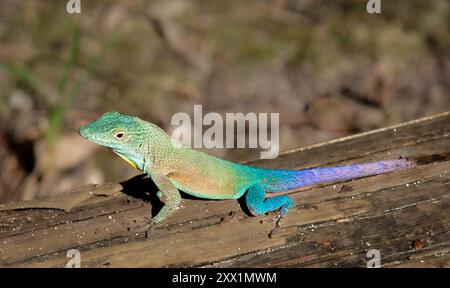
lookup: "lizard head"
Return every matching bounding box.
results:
[79,111,147,171]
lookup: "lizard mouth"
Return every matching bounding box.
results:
[78,125,90,139]
[79,125,115,147]
[78,125,103,144]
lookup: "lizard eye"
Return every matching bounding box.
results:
[114,132,125,140]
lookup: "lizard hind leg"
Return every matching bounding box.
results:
[245,183,294,237]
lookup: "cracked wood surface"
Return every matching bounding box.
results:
[0,111,449,267]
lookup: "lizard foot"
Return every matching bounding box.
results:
[268,214,283,239]
[144,216,158,239]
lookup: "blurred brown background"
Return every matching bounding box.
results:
[0,0,449,203]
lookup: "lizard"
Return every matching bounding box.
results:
[79,111,416,236]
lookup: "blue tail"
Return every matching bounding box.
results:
[255,159,415,192]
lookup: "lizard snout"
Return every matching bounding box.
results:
[78,124,90,139]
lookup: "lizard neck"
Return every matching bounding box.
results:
[142,122,177,173]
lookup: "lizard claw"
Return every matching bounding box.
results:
[268,214,283,239]
[144,216,158,238]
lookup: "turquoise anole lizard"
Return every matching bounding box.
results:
[79,112,415,235]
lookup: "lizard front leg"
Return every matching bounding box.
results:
[149,173,182,224]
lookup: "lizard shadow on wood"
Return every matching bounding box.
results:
[120,174,162,218]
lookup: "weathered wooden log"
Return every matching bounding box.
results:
[1,111,449,267]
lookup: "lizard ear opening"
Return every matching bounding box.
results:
[114,131,125,140]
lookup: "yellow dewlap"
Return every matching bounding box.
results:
[114,151,140,170]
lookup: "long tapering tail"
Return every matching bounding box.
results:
[257,159,416,192]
